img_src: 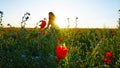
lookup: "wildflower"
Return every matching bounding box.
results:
[21,54,26,59]
[106,52,112,58]
[25,16,29,20]
[26,12,30,15]
[0,23,2,26]
[76,17,78,19]
[103,58,109,62]
[103,58,111,65]
[39,18,46,29]
[0,11,3,15]
[55,44,68,62]
[34,55,39,59]
[103,51,113,65]
[106,59,111,65]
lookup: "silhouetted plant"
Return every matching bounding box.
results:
[7,23,12,27]
[67,18,70,28]
[75,17,78,28]
[118,9,120,29]
[0,11,3,27]
[21,12,30,28]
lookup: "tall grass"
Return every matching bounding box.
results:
[0,27,120,68]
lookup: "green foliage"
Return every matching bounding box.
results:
[0,27,120,68]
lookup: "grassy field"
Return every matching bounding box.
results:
[0,27,120,68]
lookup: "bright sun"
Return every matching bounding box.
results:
[56,14,68,28]
[53,10,73,28]
[56,18,68,28]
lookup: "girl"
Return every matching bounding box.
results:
[46,12,58,29]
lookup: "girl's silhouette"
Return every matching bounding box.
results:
[46,12,58,28]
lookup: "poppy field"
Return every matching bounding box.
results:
[0,11,120,68]
[0,27,120,68]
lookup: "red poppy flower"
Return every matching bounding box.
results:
[106,59,111,65]
[106,52,112,58]
[39,20,46,28]
[103,58,111,65]
[103,58,109,62]
[55,45,68,60]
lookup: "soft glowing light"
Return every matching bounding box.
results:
[54,10,73,28]
[56,18,68,28]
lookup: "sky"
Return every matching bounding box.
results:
[0,0,120,28]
